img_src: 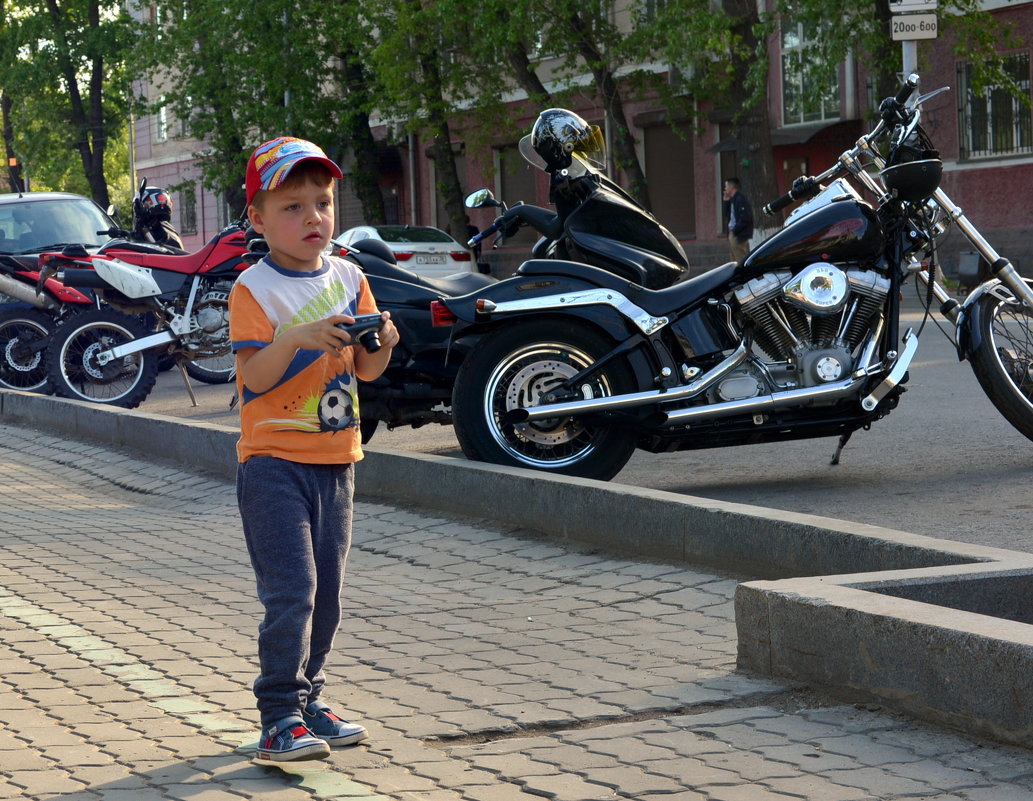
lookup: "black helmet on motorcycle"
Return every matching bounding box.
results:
[519,109,605,172]
[134,186,173,223]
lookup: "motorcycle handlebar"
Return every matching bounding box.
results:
[467,220,500,248]
[467,203,563,247]
[895,73,919,105]
[763,176,821,216]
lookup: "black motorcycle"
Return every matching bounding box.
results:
[343,238,496,442]
[327,112,695,441]
[433,75,1033,480]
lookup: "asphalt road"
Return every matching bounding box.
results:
[138,303,1033,554]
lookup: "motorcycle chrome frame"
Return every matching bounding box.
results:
[93,273,203,367]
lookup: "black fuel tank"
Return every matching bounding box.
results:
[742,199,883,278]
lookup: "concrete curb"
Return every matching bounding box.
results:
[3,388,1033,748]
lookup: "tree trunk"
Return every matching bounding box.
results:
[44,0,109,207]
[418,55,466,239]
[565,11,651,211]
[506,45,552,107]
[873,0,902,101]
[338,51,386,225]
[1,92,23,193]
[722,0,779,231]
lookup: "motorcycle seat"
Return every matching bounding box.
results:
[101,241,189,256]
[517,259,738,316]
[99,228,245,274]
[353,252,496,297]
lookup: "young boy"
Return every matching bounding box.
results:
[229,136,399,762]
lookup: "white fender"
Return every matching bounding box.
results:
[92,257,163,299]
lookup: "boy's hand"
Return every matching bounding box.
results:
[328,312,399,351]
[375,312,400,349]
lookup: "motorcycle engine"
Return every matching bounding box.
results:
[718,264,890,399]
[182,284,231,357]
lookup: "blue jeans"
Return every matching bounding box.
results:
[236,456,354,727]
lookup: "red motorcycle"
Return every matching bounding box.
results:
[36,221,248,407]
[0,185,182,393]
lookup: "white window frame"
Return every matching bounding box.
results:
[958,52,1033,160]
[780,20,840,127]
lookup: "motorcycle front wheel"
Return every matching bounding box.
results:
[46,308,159,409]
[969,279,1033,441]
[452,320,637,481]
[0,307,53,392]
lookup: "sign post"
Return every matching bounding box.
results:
[889,0,938,75]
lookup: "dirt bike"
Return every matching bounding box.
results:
[0,181,190,393]
[36,221,248,408]
[432,75,1033,481]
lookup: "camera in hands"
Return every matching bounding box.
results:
[335,313,385,353]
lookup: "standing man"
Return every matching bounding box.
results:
[722,177,753,264]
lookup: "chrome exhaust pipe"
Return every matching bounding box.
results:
[661,375,863,426]
[509,340,750,423]
[0,273,56,310]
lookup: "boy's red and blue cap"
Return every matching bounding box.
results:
[245,137,343,205]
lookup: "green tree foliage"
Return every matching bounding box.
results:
[0,0,133,203]
[366,0,484,236]
[146,0,386,220]
[777,0,1025,114]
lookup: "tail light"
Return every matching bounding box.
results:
[394,251,414,261]
[430,300,458,327]
[450,251,471,261]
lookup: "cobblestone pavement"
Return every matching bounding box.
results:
[1,421,1033,801]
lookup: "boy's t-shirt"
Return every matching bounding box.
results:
[228,254,380,465]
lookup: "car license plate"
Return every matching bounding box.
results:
[416,254,446,264]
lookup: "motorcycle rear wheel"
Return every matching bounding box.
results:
[46,308,159,409]
[0,307,53,393]
[185,353,235,384]
[969,279,1033,441]
[452,320,637,480]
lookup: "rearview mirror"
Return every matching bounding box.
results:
[465,188,500,209]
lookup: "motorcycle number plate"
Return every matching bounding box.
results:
[416,254,446,264]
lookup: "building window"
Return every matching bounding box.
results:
[180,185,197,236]
[156,98,168,143]
[781,20,840,125]
[958,52,1032,159]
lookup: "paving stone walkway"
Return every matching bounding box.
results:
[1,422,1032,800]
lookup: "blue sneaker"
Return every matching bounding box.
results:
[257,717,331,762]
[303,701,368,746]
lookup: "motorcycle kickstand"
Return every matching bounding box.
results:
[176,361,199,407]
[830,432,853,466]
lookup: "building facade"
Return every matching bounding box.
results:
[134,1,1033,280]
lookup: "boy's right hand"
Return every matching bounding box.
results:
[284,316,355,354]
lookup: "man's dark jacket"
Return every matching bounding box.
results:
[723,192,754,242]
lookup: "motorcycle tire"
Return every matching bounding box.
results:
[0,307,53,393]
[452,319,637,481]
[185,353,235,384]
[969,279,1033,441]
[46,308,159,409]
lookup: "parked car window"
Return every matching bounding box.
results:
[0,195,116,253]
[376,226,455,244]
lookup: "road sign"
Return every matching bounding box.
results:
[890,0,938,11]
[892,13,938,40]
